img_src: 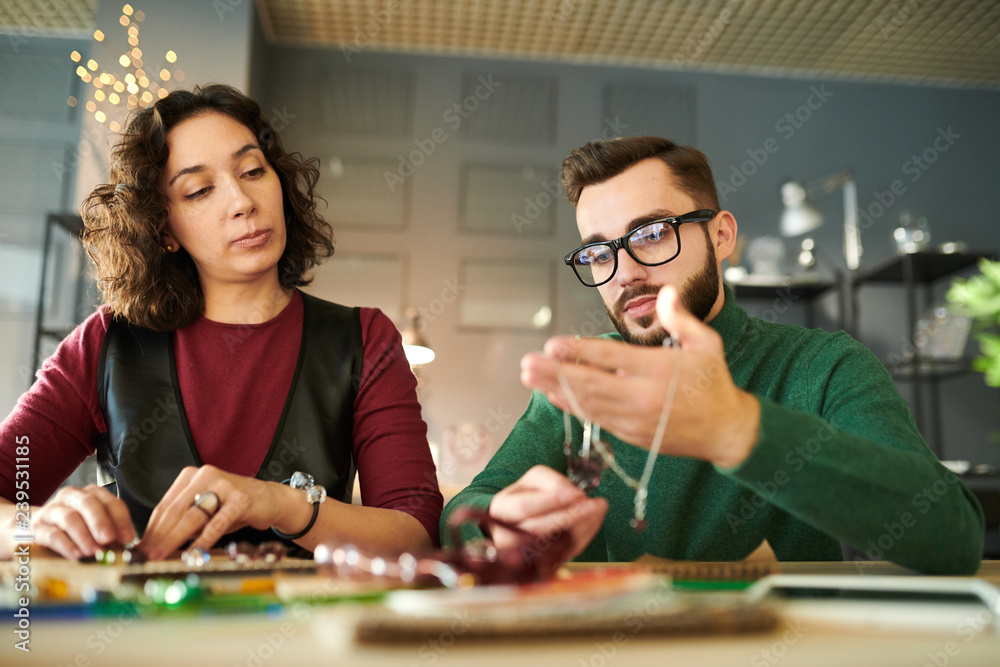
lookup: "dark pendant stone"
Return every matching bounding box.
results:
[567,454,602,491]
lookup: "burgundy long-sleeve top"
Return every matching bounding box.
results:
[1,290,442,544]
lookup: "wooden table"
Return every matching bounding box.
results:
[6,561,1000,667]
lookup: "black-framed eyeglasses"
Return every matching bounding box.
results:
[564,209,717,287]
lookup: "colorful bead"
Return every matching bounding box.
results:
[255,541,287,563]
[180,547,210,568]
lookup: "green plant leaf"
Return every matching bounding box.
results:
[949,260,1000,388]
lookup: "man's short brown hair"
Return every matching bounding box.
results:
[561,136,720,211]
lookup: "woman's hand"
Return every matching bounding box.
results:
[20,485,135,560]
[138,465,310,561]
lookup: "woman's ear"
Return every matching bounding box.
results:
[161,229,179,253]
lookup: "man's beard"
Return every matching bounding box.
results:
[605,229,720,346]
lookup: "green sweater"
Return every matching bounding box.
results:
[442,286,984,575]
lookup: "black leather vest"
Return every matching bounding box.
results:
[96,292,362,545]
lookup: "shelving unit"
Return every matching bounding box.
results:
[729,275,843,330]
[32,213,94,375]
[850,250,997,459]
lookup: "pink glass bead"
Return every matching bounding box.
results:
[629,517,648,532]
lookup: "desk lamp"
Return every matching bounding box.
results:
[780,169,862,271]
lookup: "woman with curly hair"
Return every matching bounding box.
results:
[0,84,442,560]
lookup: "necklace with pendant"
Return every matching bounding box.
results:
[551,333,681,532]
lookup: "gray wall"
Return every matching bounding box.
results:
[259,46,1000,472]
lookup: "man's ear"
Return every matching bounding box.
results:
[713,210,738,262]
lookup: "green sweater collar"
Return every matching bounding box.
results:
[708,285,749,360]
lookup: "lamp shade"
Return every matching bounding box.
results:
[779,181,824,237]
[400,307,435,365]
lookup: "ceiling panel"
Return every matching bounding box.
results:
[257,0,1000,89]
[2,1,997,89]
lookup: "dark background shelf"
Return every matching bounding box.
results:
[887,358,974,381]
[730,280,836,300]
[851,250,998,464]
[854,251,995,285]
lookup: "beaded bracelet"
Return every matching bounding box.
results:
[271,472,326,540]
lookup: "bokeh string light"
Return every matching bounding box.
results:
[66,5,184,133]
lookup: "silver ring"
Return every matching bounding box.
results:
[65,495,84,510]
[191,491,220,518]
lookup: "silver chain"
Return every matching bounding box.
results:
[551,334,682,529]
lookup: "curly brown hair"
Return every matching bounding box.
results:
[561,136,721,211]
[81,84,334,331]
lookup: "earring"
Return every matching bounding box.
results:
[165,244,174,252]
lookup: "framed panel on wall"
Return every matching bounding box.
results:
[315,156,408,230]
[458,72,556,144]
[604,83,696,145]
[316,67,414,137]
[458,258,553,331]
[304,252,406,325]
[459,163,557,237]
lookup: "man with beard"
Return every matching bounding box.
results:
[441,136,983,575]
